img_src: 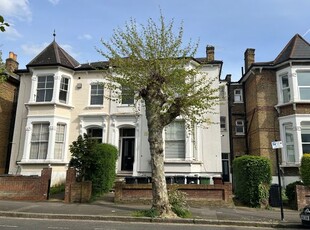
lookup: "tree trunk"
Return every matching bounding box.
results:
[145,98,177,218]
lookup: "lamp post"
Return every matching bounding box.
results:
[272,140,284,221]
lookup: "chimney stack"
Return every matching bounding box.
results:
[206,45,215,62]
[5,52,19,73]
[244,48,255,72]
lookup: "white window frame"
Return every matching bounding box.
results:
[235,119,245,135]
[36,75,54,102]
[164,120,186,159]
[297,71,310,101]
[234,89,243,103]
[54,123,66,160]
[280,74,290,103]
[121,85,135,105]
[30,123,49,159]
[284,123,295,163]
[59,76,69,104]
[90,83,104,106]
[220,116,226,131]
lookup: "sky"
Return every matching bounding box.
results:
[1,0,310,81]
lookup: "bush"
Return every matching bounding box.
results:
[69,134,118,197]
[168,186,192,218]
[301,154,310,185]
[285,180,303,208]
[233,155,272,207]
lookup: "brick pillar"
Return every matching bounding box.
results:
[40,168,52,200]
[64,167,76,203]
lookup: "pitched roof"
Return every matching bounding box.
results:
[273,34,310,65]
[27,41,80,69]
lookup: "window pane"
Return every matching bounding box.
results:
[90,84,104,105]
[282,76,289,87]
[303,144,310,154]
[36,76,54,102]
[299,88,310,100]
[30,123,49,159]
[165,121,185,159]
[283,88,290,103]
[297,72,310,86]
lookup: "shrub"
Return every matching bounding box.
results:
[50,183,65,195]
[69,134,118,197]
[285,180,303,208]
[233,155,272,207]
[301,154,310,185]
[168,186,192,218]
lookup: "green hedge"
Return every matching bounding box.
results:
[69,135,118,197]
[233,155,272,207]
[301,154,310,186]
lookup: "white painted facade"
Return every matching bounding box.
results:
[8,45,223,186]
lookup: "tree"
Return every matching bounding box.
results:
[97,13,218,218]
[0,51,7,83]
[0,15,9,32]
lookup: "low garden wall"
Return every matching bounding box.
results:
[114,180,233,204]
[296,185,310,210]
[0,168,51,201]
[64,168,92,203]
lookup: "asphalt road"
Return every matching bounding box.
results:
[0,217,304,230]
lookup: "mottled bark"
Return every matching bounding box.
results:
[144,83,177,218]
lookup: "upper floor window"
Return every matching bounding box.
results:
[36,75,54,102]
[165,120,185,159]
[297,72,310,100]
[235,119,245,135]
[121,85,134,105]
[90,84,104,105]
[219,85,226,100]
[234,89,243,103]
[220,116,226,130]
[59,77,69,103]
[281,74,290,103]
[30,123,49,159]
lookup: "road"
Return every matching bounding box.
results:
[0,217,302,230]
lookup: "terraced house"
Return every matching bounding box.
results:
[232,34,310,186]
[8,40,225,185]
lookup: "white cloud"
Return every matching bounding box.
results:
[3,25,22,40]
[48,0,60,5]
[21,43,49,57]
[78,34,93,40]
[0,0,32,22]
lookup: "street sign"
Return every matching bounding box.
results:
[271,141,283,149]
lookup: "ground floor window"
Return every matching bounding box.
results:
[301,122,310,154]
[284,123,295,162]
[165,120,185,159]
[30,123,49,159]
[87,127,103,143]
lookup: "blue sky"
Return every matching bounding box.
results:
[1,0,310,81]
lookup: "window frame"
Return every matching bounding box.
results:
[30,123,50,159]
[297,71,310,101]
[234,89,243,103]
[280,74,290,103]
[164,120,186,159]
[121,85,135,105]
[90,83,104,106]
[59,77,69,104]
[220,116,226,131]
[235,119,245,135]
[36,75,54,102]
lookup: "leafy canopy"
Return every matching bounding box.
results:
[97,13,218,127]
[0,15,9,32]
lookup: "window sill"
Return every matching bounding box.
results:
[17,160,68,165]
[164,160,203,164]
[25,102,74,109]
[86,105,104,109]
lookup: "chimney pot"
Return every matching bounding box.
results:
[5,52,19,73]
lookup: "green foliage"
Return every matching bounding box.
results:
[233,155,272,207]
[0,15,9,32]
[0,51,7,83]
[97,12,218,130]
[133,208,159,218]
[300,154,310,185]
[285,181,304,207]
[50,183,65,195]
[69,134,118,197]
[168,186,192,218]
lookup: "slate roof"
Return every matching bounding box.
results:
[27,41,80,69]
[273,33,310,65]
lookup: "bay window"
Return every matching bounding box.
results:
[284,123,295,162]
[30,123,49,159]
[281,74,290,103]
[36,76,54,102]
[301,122,310,154]
[59,77,69,103]
[54,123,66,159]
[297,72,310,100]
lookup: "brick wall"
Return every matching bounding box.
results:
[296,185,310,210]
[114,181,233,204]
[0,168,51,201]
[64,168,92,203]
[0,80,17,173]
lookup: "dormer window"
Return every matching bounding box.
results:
[36,75,54,102]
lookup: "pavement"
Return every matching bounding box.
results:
[0,193,303,229]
